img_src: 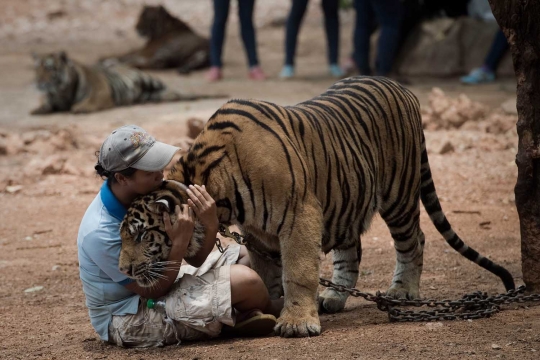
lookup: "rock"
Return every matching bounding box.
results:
[439,141,454,154]
[21,130,50,145]
[492,344,501,350]
[41,155,68,175]
[61,162,81,176]
[395,17,513,77]
[501,98,517,115]
[422,88,489,130]
[24,286,44,293]
[425,322,444,330]
[5,185,23,193]
[485,113,517,134]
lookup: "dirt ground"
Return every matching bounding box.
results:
[1,1,538,359]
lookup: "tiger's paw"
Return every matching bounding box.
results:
[274,310,321,338]
[386,283,420,300]
[30,105,53,115]
[318,289,347,314]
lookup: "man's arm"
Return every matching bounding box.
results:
[182,184,220,268]
[184,224,219,267]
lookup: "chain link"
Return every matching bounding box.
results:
[217,224,540,322]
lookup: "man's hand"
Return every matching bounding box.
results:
[186,184,219,231]
[163,204,195,248]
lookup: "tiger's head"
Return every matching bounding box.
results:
[135,5,191,40]
[119,180,204,287]
[31,51,74,92]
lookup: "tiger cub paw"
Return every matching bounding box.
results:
[274,309,321,338]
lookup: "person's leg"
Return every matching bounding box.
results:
[321,0,343,77]
[353,0,375,75]
[208,0,230,80]
[483,29,509,73]
[371,0,404,76]
[280,0,309,78]
[236,245,251,266]
[460,29,507,85]
[230,264,283,318]
[237,0,260,68]
[284,0,309,66]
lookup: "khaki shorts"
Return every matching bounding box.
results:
[108,244,240,347]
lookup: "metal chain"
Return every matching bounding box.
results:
[217,224,540,322]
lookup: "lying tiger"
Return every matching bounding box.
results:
[101,5,210,74]
[31,51,214,115]
[119,76,515,337]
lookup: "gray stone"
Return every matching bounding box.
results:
[395,17,513,77]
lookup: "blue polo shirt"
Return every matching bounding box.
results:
[77,180,139,341]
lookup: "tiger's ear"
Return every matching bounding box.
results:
[146,198,171,214]
[164,180,188,193]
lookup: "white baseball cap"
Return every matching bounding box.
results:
[98,125,179,172]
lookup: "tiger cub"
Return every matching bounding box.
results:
[31,51,213,115]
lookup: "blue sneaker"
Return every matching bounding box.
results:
[279,65,294,79]
[329,63,345,78]
[460,67,495,85]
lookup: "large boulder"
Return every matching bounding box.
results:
[394,17,513,77]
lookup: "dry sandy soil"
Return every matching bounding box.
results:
[0,1,538,359]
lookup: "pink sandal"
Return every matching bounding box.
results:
[248,66,266,81]
[206,66,223,82]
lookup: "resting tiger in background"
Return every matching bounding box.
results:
[118,76,515,338]
[101,5,210,74]
[31,51,213,115]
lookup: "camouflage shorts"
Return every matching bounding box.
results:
[108,245,241,347]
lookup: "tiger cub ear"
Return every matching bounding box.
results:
[146,198,171,214]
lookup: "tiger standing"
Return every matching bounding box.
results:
[119,76,514,338]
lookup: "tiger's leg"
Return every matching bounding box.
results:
[383,202,425,299]
[71,95,114,113]
[117,50,155,69]
[177,50,210,74]
[275,200,323,337]
[30,100,54,115]
[318,239,361,313]
[242,233,284,299]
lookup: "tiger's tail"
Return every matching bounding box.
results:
[157,91,229,102]
[132,68,227,102]
[102,63,226,104]
[419,137,515,291]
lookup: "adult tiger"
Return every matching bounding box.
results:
[31,51,213,115]
[101,5,210,74]
[119,76,515,337]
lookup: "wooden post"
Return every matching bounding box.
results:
[489,0,540,291]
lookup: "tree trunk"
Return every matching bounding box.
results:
[489,0,540,292]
